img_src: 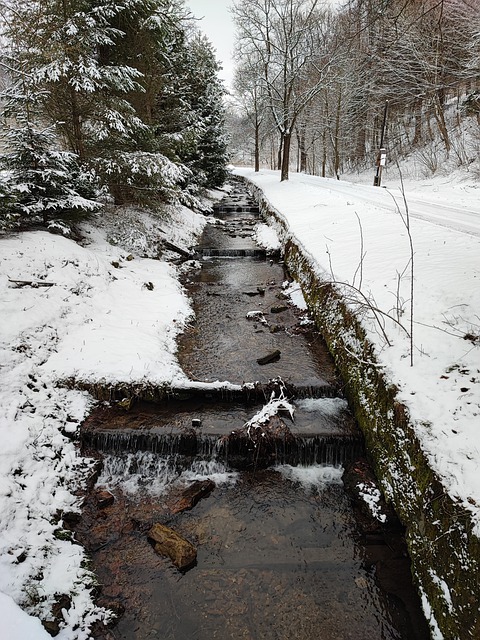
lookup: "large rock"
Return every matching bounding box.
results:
[148,523,197,571]
[171,480,215,514]
[95,489,115,509]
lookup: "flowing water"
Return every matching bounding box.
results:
[77,183,430,640]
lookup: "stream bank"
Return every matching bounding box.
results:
[241,176,479,640]
[75,183,430,639]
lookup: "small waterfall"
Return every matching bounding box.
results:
[98,451,239,496]
[83,429,218,457]
[283,384,340,399]
[84,428,363,469]
[213,204,259,213]
[196,248,268,258]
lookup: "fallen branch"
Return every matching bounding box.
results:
[8,279,55,288]
[163,240,193,259]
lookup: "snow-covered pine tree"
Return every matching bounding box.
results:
[25,0,145,161]
[1,0,229,209]
[0,80,101,233]
[183,33,229,189]
[92,0,195,205]
[114,1,229,191]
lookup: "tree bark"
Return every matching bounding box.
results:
[281,132,291,181]
[254,117,260,171]
[412,98,423,146]
[277,133,283,170]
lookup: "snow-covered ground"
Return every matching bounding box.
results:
[0,203,208,638]
[235,167,480,535]
[1,166,479,637]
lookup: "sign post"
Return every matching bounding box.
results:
[373,100,389,187]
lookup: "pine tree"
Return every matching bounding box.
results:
[181,33,229,189]
[0,81,101,232]
[93,0,195,204]
[1,0,229,210]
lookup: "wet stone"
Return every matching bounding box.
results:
[96,489,115,509]
[148,523,197,571]
[257,349,281,365]
[170,480,215,514]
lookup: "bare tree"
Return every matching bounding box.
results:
[233,57,269,171]
[232,0,337,180]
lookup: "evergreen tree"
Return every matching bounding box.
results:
[1,0,229,210]
[93,0,196,204]
[181,33,229,189]
[0,81,101,232]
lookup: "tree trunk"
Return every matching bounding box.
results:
[299,126,307,173]
[254,117,260,172]
[412,98,423,146]
[277,134,283,170]
[69,87,85,161]
[334,92,342,179]
[280,132,291,181]
[322,130,327,178]
[432,92,450,154]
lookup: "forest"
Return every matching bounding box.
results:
[230,0,480,181]
[1,0,479,229]
[0,0,228,234]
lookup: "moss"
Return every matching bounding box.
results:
[53,528,73,542]
[250,185,480,640]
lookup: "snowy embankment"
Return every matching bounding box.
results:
[0,203,207,638]
[235,167,480,534]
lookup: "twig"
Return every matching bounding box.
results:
[387,166,415,366]
[320,279,412,346]
[352,211,365,290]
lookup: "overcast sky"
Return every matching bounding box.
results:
[186,0,342,91]
[187,0,236,89]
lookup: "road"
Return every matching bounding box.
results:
[295,175,480,238]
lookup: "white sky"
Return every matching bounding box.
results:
[187,0,236,89]
[186,0,343,90]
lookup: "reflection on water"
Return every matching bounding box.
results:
[89,465,429,640]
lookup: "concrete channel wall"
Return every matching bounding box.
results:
[241,177,480,640]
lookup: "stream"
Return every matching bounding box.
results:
[76,183,430,640]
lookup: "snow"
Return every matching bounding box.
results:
[1,164,480,636]
[0,592,52,640]
[283,280,308,310]
[243,387,295,438]
[253,222,281,251]
[356,482,387,523]
[0,202,206,636]
[235,167,480,536]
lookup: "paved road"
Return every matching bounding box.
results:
[296,175,480,238]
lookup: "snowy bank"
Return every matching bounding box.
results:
[0,203,206,637]
[235,167,480,639]
[235,168,480,527]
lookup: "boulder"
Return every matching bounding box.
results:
[171,480,215,514]
[270,305,289,314]
[148,523,197,571]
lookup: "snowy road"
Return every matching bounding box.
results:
[294,174,480,238]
